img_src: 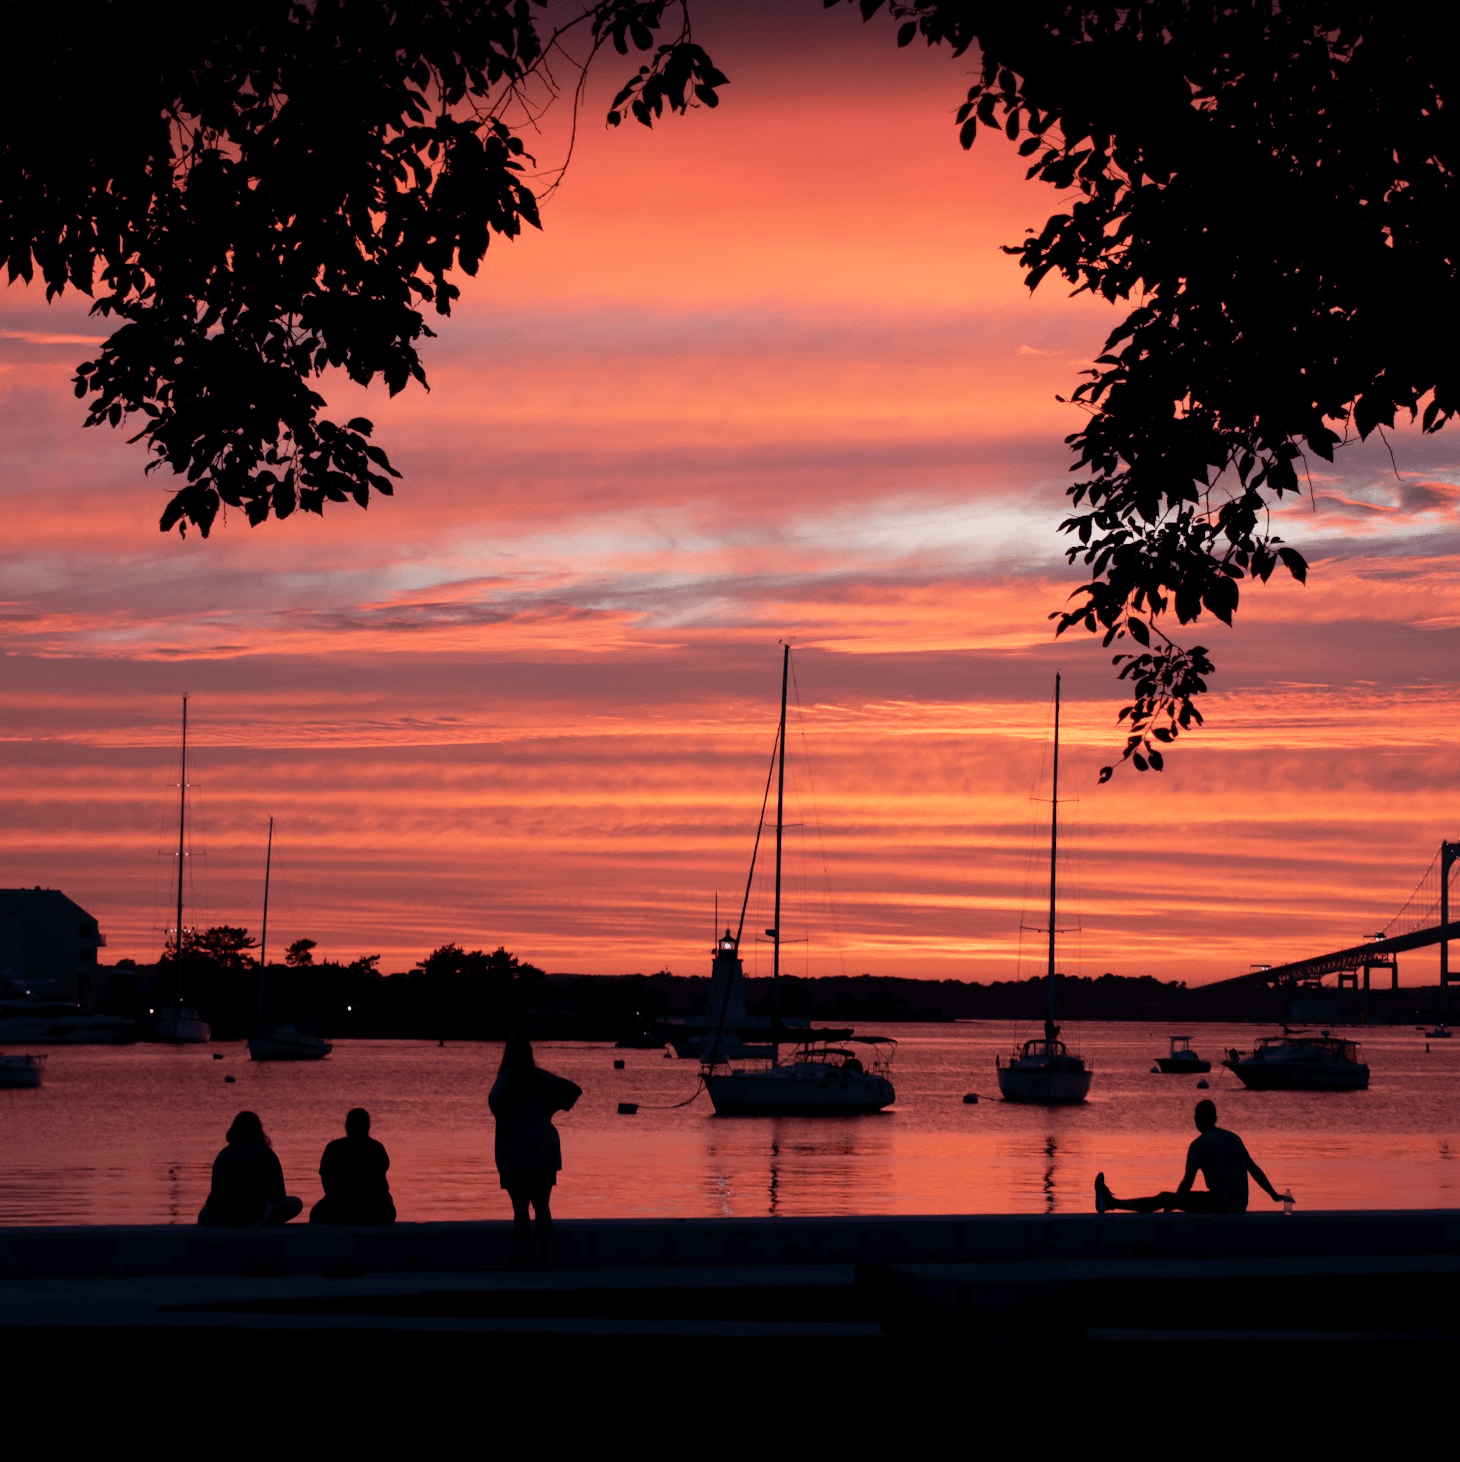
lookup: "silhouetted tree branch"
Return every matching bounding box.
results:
[860,0,1451,773]
[2,2,723,537]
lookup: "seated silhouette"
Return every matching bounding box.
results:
[198,1111,303,1226]
[1095,1099,1289,1214]
[310,1107,396,1225]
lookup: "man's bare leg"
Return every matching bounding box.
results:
[1095,1173,1180,1213]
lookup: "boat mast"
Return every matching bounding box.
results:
[174,695,188,1004]
[257,816,274,1020]
[771,643,789,1064]
[1045,673,1060,1045]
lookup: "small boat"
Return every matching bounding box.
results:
[1155,1035,1211,1074]
[0,1000,136,1044]
[245,821,329,1062]
[149,1004,211,1044]
[995,674,1092,1105]
[1223,1030,1369,1090]
[705,1037,896,1115]
[152,696,210,1044]
[1425,1026,1453,1040]
[700,646,895,1117]
[0,1053,45,1088]
[248,1024,332,1061]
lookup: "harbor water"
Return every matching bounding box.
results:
[1,1022,1457,1225]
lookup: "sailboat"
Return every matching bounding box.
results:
[995,673,1092,1104]
[247,817,331,1062]
[701,646,896,1116]
[150,696,211,1044]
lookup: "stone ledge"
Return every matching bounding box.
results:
[2,1209,1458,1281]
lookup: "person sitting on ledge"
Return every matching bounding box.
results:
[310,1107,396,1225]
[1095,1099,1290,1215]
[198,1111,303,1226]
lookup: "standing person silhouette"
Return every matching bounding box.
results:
[198,1111,303,1226]
[489,1036,582,1268]
[310,1108,396,1225]
[1095,1099,1289,1214]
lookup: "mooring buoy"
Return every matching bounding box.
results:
[224,1074,236,1083]
[963,1093,978,1104]
[617,1102,639,1115]
[613,1059,625,1069]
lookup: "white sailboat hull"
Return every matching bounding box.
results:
[150,1007,211,1043]
[248,1026,331,1061]
[0,1013,135,1045]
[705,1065,894,1115]
[996,1062,1092,1104]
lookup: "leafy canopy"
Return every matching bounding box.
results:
[2,2,723,536]
[5,2,1451,772]
[862,0,1455,774]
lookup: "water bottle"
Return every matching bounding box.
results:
[1282,1189,1294,1216]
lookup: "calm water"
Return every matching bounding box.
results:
[2,1023,1457,1225]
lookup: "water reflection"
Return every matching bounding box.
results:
[2,1028,1458,1222]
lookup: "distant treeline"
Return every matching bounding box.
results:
[106,930,1437,1039]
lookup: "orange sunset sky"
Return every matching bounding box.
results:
[2,1,1457,984]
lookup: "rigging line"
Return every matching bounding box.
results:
[734,723,780,948]
[633,1074,708,1110]
[789,655,847,977]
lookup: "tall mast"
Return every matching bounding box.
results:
[771,643,789,1063]
[174,695,188,1003]
[257,816,274,1020]
[1045,673,1060,1043]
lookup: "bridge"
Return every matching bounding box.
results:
[1224,840,1460,992]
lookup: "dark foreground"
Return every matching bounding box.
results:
[4,1212,1458,1431]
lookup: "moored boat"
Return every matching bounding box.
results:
[248,1024,332,1061]
[705,1037,896,1115]
[149,1004,210,1044]
[0,1053,45,1087]
[1223,1031,1369,1090]
[0,1000,135,1044]
[152,696,211,1044]
[700,646,895,1117]
[995,673,1092,1105]
[1156,1035,1211,1074]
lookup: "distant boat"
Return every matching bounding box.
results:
[0,1053,46,1087]
[996,674,1093,1105]
[247,817,329,1063]
[1155,1035,1211,1074]
[1224,1031,1369,1090]
[0,999,135,1045]
[248,1025,332,1062]
[150,695,211,1045]
[701,646,896,1116]
[149,1005,210,1043]
[1425,1026,1452,1040]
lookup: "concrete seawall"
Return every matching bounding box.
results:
[2,1209,1460,1280]
[4,1212,1458,1340]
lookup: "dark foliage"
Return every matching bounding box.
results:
[2,1,723,537]
[9,3,1451,773]
[162,923,258,971]
[285,937,317,968]
[855,0,1455,773]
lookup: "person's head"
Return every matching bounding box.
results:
[498,1034,539,1092]
[345,1107,371,1138]
[1194,1099,1218,1132]
[227,1110,269,1148]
